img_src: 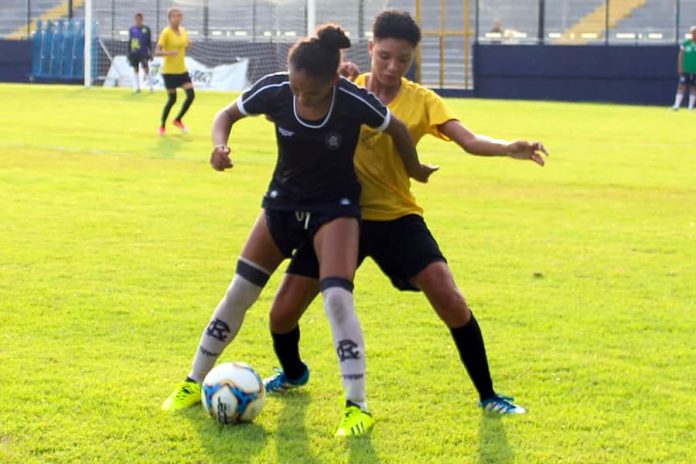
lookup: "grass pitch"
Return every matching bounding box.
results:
[0,84,694,463]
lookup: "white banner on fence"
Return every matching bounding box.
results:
[103,56,249,91]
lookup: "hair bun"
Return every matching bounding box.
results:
[316,24,351,51]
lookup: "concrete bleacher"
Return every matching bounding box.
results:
[612,0,683,43]
[477,0,540,42]
[544,0,606,40]
[2,0,81,39]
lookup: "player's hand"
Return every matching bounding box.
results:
[210,145,233,171]
[507,141,548,166]
[411,163,439,183]
[338,61,360,80]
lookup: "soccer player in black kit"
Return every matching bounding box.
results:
[161,24,435,437]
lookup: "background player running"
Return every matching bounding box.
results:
[155,8,194,135]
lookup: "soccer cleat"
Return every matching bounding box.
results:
[161,379,201,411]
[335,402,374,437]
[479,394,526,415]
[158,126,166,136]
[172,119,189,133]
[263,366,310,394]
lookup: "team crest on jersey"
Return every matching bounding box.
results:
[278,127,294,137]
[325,131,343,151]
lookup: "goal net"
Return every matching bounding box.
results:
[87,0,419,90]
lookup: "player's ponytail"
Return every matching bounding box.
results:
[316,25,351,52]
[288,24,351,80]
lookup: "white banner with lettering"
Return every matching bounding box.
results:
[103,56,249,91]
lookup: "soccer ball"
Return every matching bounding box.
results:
[201,362,266,425]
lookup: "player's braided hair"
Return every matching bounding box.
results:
[288,24,351,80]
[373,9,421,46]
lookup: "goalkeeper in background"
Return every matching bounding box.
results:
[127,12,153,93]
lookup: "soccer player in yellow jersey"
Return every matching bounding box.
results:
[155,8,194,135]
[263,10,548,418]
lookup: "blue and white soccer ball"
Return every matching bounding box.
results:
[201,362,266,425]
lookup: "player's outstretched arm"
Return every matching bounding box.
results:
[384,116,439,183]
[210,101,246,171]
[439,120,548,167]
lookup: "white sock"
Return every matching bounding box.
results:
[674,93,684,108]
[188,260,269,382]
[689,94,695,110]
[133,69,140,91]
[321,281,367,410]
[146,70,154,89]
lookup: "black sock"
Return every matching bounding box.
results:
[271,325,306,380]
[175,88,195,121]
[161,91,177,127]
[450,314,495,401]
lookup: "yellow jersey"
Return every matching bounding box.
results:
[157,26,189,74]
[354,74,457,221]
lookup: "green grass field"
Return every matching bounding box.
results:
[1,84,694,463]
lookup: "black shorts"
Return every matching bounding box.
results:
[679,73,696,85]
[287,214,446,291]
[127,53,150,69]
[265,209,360,258]
[162,72,192,90]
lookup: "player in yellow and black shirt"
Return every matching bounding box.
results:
[155,8,194,135]
[265,10,548,417]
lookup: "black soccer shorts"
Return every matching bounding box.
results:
[679,73,696,85]
[287,214,446,291]
[161,72,192,90]
[265,208,360,259]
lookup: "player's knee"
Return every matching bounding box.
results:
[320,277,354,323]
[167,92,177,105]
[268,303,300,333]
[185,88,195,101]
[433,287,471,326]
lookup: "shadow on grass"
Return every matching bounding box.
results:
[347,431,381,464]
[478,414,514,464]
[273,392,380,463]
[155,132,194,159]
[183,406,268,463]
[275,391,323,464]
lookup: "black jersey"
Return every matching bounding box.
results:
[235,72,391,214]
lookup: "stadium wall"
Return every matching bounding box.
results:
[0,40,32,82]
[473,44,680,106]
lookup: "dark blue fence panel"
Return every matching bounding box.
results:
[31,20,43,77]
[0,40,32,82]
[474,44,680,105]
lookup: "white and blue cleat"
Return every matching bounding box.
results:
[480,394,527,415]
[263,366,310,394]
